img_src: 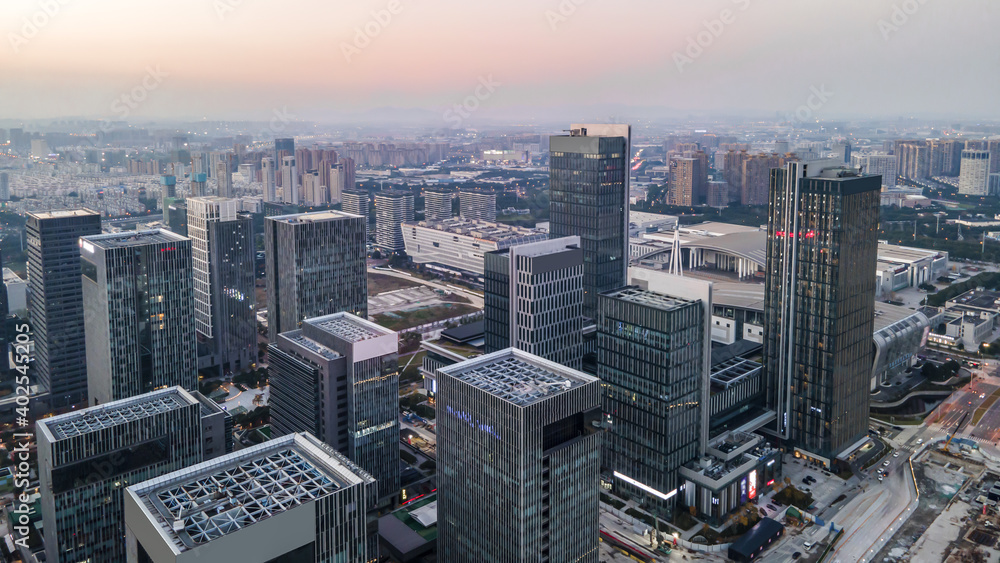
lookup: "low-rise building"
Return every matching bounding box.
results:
[3,268,26,312]
[403,219,547,277]
[680,432,781,523]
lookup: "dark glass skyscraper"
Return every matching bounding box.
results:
[549,124,630,320]
[264,210,368,342]
[268,313,400,507]
[81,230,197,405]
[599,286,704,514]
[436,349,601,562]
[26,209,102,406]
[763,160,881,463]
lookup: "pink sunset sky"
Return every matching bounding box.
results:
[1,0,997,122]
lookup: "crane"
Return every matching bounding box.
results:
[943,411,970,454]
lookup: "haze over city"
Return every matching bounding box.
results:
[2,0,999,123]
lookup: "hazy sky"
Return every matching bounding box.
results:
[2,0,998,124]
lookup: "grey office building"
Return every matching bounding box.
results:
[37,387,229,563]
[764,160,881,464]
[124,433,377,563]
[484,236,584,368]
[374,190,414,252]
[458,189,496,222]
[424,186,456,221]
[549,124,630,320]
[599,286,704,514]
[187,197,256,374]
[81,230,197,405]
[264,210,368,342]
[436,349,601,563]
[268,313,400,507]
[342,188,369,220]
[26,209,102,406]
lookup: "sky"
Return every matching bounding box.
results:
[1,0,998,124]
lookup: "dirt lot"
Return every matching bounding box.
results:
[368,272,424,296]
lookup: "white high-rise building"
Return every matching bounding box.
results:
[959,149,991,195]
[374,190,414,252]
[857,154,898,187]
[281,156,298,204]
[261,157,276,202]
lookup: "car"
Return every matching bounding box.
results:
[802,478,811,484]
[893,452,900,458]
[803,541,814,549]
[916,439,923,445]
[792,552,802,560]
[767,504,777,511]
[879,476,884,482]
[883,460,891,467]
[772,500,783,507]
[982,394,987,399]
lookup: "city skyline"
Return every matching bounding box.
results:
[2,1,998,123]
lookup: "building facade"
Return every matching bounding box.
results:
[187,197,256,374]
[436,349,601,563]
[81,230,197,405]
[959,149,991,195]
[268,313,400,506]
[458,190,497,222]
[124,433,377,563]
[404,218,548,276]
[598,286,704,514]
[549,125,630,320]
[374,190,414,252]
[342,189,369,220]
[264,211,368,342]
[424,186,455,221]
[484,237,584,368]
[26,209,102,407]
[763,160,881,464]
[37,387,222,563]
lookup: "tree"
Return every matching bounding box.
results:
[689,505,697,517]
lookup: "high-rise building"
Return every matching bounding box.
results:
[269,313,400,506]
[81,230,197,405]
[669,157,700,206]
[339,156,357,191]
[895,140,930,180]
[458,190,496,222]
[742,153,783,206]
[832,142,851,164]
[723,150,750,204]
[990,140,1000,174]
[187,197,256,374]
[0,250,6,377]
[189,172,207,197]
[858,154,898,187]
[959,149,991,195]
[37,387,229,563]
[215,153,234,198]
[0,171,9,200]
[436,349,602,562]
[549,124,630,320]
[484,237,583,368]
[274,137,295,161]
[598,284,706,514]
[264,211,368,341]
[261,156,276,202]
[124,432,376,563]
[281,155,298,204]
[26,209,102,406]
[374,190,414,252]
[764,160,881,464]
[342,189,369,220]
[424,186,456,221]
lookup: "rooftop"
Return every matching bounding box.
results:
[405,218,547,245]
[877,241,945,264]
[947,288,1000,311]
[27,208,100,220]
[440,349,596,407]
[307,313,392,343]
[82,229,186,249]
[602,286,696,312]
[40,387,195,441]
[128,434,372,552]
[710,357,763,390]
[268,210,363,224]
[282,331,341,360]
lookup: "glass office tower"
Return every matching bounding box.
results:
[763,160,881,463]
